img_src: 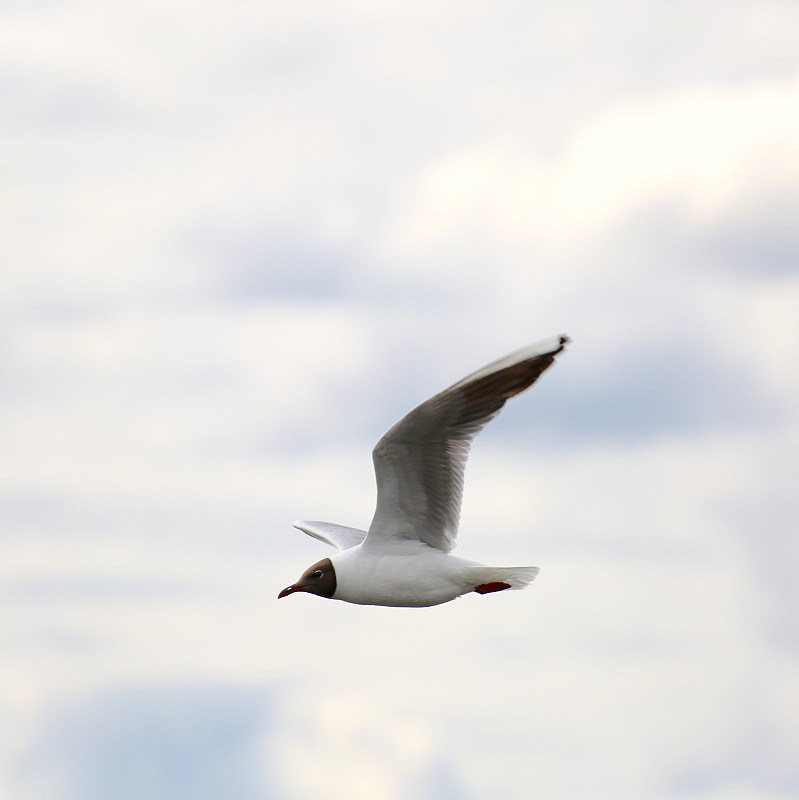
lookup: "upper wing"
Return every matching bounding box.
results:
[293,520,367,551]
[364,336,570,554]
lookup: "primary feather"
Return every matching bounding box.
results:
[364,336,569,553]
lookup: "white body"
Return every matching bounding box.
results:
[331,541,539,607]
[280,336,569,608]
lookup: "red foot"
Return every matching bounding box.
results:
[474,581,512,594]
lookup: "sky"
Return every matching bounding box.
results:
[2,1,799,798]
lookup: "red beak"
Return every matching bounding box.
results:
[278,584,301,599]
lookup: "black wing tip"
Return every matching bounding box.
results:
[550,334,570,355]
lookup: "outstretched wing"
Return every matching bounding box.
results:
[292,520,367,551]
[365,336,569,554]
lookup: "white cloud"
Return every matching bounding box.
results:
[385,78,799,269]
[2,0,798,798]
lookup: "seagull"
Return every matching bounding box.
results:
[278,335,570,607]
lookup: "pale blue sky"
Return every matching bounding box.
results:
[2,1,798,798]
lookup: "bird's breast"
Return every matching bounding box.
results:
[331,548,474,608]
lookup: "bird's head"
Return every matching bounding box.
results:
[278,557,337,600]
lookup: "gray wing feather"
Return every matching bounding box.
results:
[365,336,569,553]
[293,520,367,551]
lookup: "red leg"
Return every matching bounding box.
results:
[474,581,512,594]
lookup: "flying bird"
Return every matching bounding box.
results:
[278,335,570,607]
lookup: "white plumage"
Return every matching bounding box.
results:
[278,336,569,608]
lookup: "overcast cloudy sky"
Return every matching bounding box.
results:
[2,1,798,798]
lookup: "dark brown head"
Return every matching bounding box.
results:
[278,557,336,600]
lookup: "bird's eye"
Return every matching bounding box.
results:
[312,569,324,579]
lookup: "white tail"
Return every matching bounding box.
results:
[471,565,540,591]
